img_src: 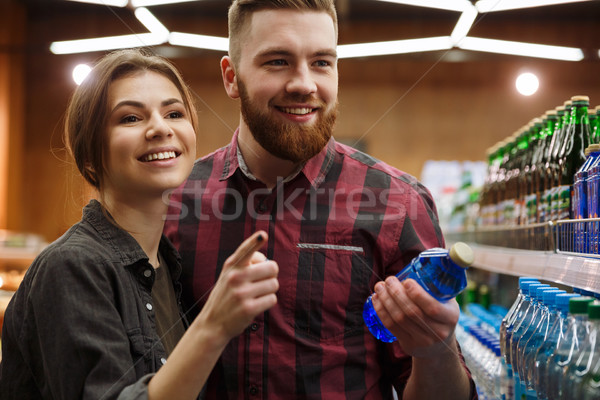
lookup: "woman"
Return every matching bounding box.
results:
[0,49,279,399]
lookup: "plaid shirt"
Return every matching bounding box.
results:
[165,130,476,399]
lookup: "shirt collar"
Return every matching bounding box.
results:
[221,128,336,189]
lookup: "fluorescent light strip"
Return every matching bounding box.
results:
[168,32,229,52]
[337,36,453,59]
[475,0,593,13]
[458,37,584,61]
[375,0,473,12]
[450,6,478,45]
[50,33,166,54]
[66,0,128,6]
[134,7,170,40]
[131,0,202,6]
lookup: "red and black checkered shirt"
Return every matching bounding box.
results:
[165,130,476,399]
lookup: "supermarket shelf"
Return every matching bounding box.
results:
[464,243,600,293]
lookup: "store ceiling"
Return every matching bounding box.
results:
[17,0,600,61]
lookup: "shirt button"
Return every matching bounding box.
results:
[250,323,259,332]
[249,386,259,396]
[258,202,267,212]
[161,357,167,365]
[146,303,153,311]
[143,269,152,278]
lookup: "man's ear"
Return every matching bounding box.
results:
[221,56,239,99]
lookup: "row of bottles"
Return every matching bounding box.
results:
[499,277,600,399]
[479,96,600,231]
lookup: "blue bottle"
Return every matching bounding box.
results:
[574,144,600,253]
[363,242,474,343]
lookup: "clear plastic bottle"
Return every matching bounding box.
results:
[500,277,540,360]
[533,293,579,400]
[563,300,600,399]
[546,296,594,399]
[521,289,565,392]
[509,283,549,395]
[363,242,474,342]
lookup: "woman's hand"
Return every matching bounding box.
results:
[195,231,279,340]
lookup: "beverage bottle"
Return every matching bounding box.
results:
[503,280,542,369]
[574,144,600,253]
[526,120,543,226]
[521,289,566,391]
[557,96,591,221]
[546,296,594,400]
[563,300,600,399]
[554,100,573,220]
[534,293,580,400]
[363,242,474,343]
[500,277,540,361]
[540,110,560,223]
[509,283,550,398]
[590,106,599,143]
[515,286,559,397]
[549,105,568,221]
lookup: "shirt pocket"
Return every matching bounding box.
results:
[127,328,157,376]
[283,242,372,343]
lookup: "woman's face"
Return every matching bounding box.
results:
[102,70,196,203]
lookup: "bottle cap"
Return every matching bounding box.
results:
[588,301,600,320]
[569,296,595,314]
[571,95,590,103]
[449,242,474,268]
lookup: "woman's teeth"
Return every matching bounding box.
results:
[144,151,177,162]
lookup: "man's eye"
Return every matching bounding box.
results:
[315,60,331,67]
[267,59,287,66]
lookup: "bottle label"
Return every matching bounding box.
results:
[525,194,537,224]
[556,185,571,220]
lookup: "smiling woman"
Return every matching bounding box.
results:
[0,48,280,400]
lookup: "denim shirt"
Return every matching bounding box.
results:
[0,200,189,399]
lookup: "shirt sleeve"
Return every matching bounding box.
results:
[26,247,151,400]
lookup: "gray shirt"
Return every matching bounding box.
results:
[0,200,188,399]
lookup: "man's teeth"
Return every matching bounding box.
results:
[282,107,312,115]
[144,151,177,162]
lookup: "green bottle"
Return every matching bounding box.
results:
[558,95,591,220]
[549,104,568,221]
[540,110,559,223]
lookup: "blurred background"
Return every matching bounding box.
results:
[0,0,599,245]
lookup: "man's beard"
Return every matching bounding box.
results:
[238,80,337,163]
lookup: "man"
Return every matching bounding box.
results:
[165,0,477,398]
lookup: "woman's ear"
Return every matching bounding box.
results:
[221,56,239,99]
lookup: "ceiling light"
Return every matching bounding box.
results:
[168,32,229,52]
[458,37,584,61]
[50,33,166,54]
[131,0,202,6]
[450,6,478,45]
[337,36,453,59]
[475,0,593,13]
[72,64,92,85]
[375,0,473,12]
[515,72,540,96]
[66,0,128,6]
[134,7,169,40]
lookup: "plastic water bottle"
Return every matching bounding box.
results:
[363,242,474,342]
[533,293,579,400]
[546,296,594,399]
[574,144,600,252]
[563,300,600,399]
[521,289,565,392]
[500,277,540,361]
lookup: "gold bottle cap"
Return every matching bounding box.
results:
[449,242,474,268]
[571,95,590,102]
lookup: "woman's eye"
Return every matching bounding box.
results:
[120,115,139,124]
[167,111,183,119]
